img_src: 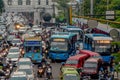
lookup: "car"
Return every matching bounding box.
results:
[17,58,32,66]
[27,31,36,37]
[11,38,22,46]
[8,47,21,54]
[17,65,34,80]
[7,47,21,65]
[7,35,15,45]
[18,27,27,34]
[10,71,28,80]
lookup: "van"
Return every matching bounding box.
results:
[82,57,102,78]
[65,54,89,70]
[60,67,80,80]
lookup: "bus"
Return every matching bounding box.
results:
[49,32,77,61]
[82,57,102,79]
[83,33,113,55]
[62,26,84,41]
[23,36,42,63]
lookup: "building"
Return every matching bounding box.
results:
[3,0,58,24]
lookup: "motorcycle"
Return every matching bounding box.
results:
[46,67,52,79]
[37,65,46,78]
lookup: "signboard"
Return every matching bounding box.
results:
[53,38,66,42]
[106,11,115,20]
[25,41,41,45]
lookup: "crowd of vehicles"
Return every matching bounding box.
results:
[0,12,119,80]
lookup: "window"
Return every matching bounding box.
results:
[38,0,41,5]
[46,0,49,5]
[26,0,31,5]
[8,0,12,5]
[18,0,23,5]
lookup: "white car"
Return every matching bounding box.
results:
[17,65,34,80]
[18,27,27,33]
[10,71,28,80]
[7,47,21,62]
[12,38,22,46]
[18,58,32,66]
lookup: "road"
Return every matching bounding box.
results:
[33,61,61,80]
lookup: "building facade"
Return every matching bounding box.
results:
[3,0,58,24]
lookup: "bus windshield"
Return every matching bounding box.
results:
[84,62,97,68]
[26,46,41,53]
[66,60,78,65]
[94,42,111,53]
[50,41,68,51]
[64,74,78,80]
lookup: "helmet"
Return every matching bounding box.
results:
[61,62,65,65]
[47,62,50,65]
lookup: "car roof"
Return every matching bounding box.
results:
[12,38,21,40]
[68,54,88,60]
[9,47,19,49]
[19,65,31,69]
[19,58,31,62]
[12,71,26,76]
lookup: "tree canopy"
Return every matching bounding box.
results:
[0,0,4,15]
[83,0,120,28]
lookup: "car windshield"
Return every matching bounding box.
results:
[18,69,32,75]
[64,74,78,80]
[18,61,31,65]
[84,62,97,68]
[10,77,27,80]
[66,60,78,65]
[50,41,68,51]
[12,39,20,43]
[9,48,19,53]
[7,54,19,58]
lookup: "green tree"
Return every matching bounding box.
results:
[55,0,69,19]
[83,0,120,28]
[0,0,4,15]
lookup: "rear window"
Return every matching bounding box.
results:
[84,62,97,68]
[66,60,78,65]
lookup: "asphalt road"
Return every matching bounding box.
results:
[33,61,61,80]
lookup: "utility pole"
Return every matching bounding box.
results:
[90,0,93,17]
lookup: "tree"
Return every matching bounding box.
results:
[55,0,69,19]
[0,0,4,14]
[83,0,120,28]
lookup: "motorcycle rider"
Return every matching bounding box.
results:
[46,62,53,79]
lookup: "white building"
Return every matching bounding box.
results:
[3,0,58,24]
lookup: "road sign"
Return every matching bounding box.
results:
[106,11,115,20]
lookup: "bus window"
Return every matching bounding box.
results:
[26,47,32,52]
[34,46,40,53]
